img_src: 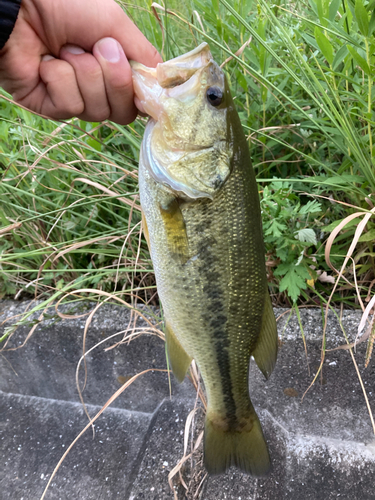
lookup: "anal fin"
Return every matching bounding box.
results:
[252,292,278,379]
[165,320,192,383]
[160,198,189,264]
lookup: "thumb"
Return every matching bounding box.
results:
[92,37,137,124]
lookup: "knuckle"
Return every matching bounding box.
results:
[52,96,85,120]
[76,55,103,81]
[83,107,110,123]
[89,66,104,83]
[55,62,75,82]
[66,99,85,117]
[109,106,137,126]
[108,69,133,93]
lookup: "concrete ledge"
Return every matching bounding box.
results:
[1,300,375,499]
[0,390,153,499]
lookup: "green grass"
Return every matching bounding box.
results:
[1,0,375,335]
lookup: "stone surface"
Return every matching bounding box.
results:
[0,391,152,499]
[127,398,195,500]
[1,299,375,499]
[0,300,192,413]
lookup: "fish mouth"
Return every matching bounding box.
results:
[131,42,212,88]
[130,43,213,119]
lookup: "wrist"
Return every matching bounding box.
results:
[0,0,22,50]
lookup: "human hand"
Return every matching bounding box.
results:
[0,0,162,124]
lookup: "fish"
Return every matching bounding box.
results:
[131,43,278,476]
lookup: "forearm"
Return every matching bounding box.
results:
[0,0,21,50]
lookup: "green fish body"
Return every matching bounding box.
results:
[131,43,278,475]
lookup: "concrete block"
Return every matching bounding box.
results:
[0,300,194,413]
[0,390,152,500]
[1,300,375,499]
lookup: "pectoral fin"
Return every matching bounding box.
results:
[252,293,278,379]
[160,198,189,264]
[141,211,151,249]
[165,320,192,383]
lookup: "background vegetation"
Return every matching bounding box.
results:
[1,0,375,335]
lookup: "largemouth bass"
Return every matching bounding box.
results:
[131,43,278,476]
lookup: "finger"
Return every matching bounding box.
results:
[60,45,110,122]
[53,1,163,68]
[19,55,84,120]
[92,37,137,125]
[109,12,163,68]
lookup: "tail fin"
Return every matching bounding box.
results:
[204,409,270,476]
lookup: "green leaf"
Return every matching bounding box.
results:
[295,228,317,245]
[264,219,287,238]
[314,174,366,187]
[332,44,349,70]
[299,200,322,215]
[316,0,328,26]
[314,27,334,65]
[322,217,359,232]
[347,45,371,75]
[261,85,268,104]
[299,31,320,51]
[56,279,65,290]
[87,137,101,152]
[309,0,319,17]
[235,69,248,92]
[257,18,266,40]
[355,0,369,36]
[211,0,220,13]
[329,0,341,20]
[63,220,76,230]
[358,228,375,242]
[369,10,375,36]
[276,265,311,303]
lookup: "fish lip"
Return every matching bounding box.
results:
[130,42,212,89]
[130,43,216,120]
[156,42,212,88]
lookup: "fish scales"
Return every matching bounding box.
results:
[132,43,278,476]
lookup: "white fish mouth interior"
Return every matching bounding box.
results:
[156,42,212,88]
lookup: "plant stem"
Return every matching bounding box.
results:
[341,0,355,73]
[262,102,266,165]
[365,37,373,158]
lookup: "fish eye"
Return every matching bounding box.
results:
[206,86,223,107]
